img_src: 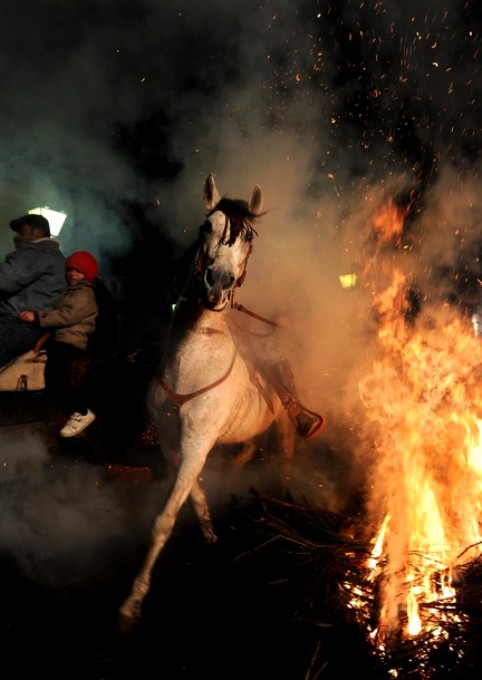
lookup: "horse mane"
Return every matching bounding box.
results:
[207,197,265,245]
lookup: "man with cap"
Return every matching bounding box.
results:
[0,213,66,367]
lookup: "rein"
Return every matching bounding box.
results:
[156,349,237,410]
[231,299,282,328]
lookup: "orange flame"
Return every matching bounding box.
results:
[357,199,482,642]
[372,197,406,246]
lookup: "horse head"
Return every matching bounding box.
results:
[195,173,264,311]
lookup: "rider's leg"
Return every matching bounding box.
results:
[267,359,325,439]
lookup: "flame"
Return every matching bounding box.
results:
[371,197,406,246]
[354,198,482,645]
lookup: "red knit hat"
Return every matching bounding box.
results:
[65,251,98,283]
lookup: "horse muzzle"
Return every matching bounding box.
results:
[204,282,231,311]
[203,267,236,311]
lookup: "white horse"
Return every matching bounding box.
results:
[119,174,295,626]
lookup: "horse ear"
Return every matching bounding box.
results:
[204,173,221,211]
[248,184,263,215]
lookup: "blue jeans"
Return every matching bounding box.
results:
[0,314,44,368]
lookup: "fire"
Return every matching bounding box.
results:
[371,197,407,246]
[353,198,482,646]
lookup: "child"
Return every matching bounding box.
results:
[18,251,99,437]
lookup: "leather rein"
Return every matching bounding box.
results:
[156,299,280,411]
[156,349,237,410]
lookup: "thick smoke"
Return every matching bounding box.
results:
[0,427,164,585]
[0,1,481,561]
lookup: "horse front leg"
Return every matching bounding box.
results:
[118,439,214,629]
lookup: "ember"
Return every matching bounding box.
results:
[106,463,154,484]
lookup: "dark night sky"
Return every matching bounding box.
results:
[1,0,480,259]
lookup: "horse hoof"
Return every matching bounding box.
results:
[116,610,139,635]
[202,525,218,544]
[116,600,142,634]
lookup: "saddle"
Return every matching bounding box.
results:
[0,333,50,391]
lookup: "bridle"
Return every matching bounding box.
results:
[194,210,255,294]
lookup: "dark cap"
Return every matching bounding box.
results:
[9,213,51,236]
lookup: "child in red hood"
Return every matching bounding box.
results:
[19,251,99,437]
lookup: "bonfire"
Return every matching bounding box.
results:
[251,196,482,679]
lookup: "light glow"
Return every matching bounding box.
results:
[338,272,358,288]
[28,206,67,236]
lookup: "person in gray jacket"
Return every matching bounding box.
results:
[18,251,99,437]
[0,213,66,367]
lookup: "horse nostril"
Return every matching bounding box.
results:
[223,275,235,290]
[205,268,234,291]
[205,267,215,287]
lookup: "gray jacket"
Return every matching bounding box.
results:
[0,238,66,314]
[38,280,98,351]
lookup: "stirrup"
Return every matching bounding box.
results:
[294,408,325,439]
[278,388,325,439]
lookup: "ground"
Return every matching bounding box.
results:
[0,381,371,680]
[0,466,378,680]
[1,386,481,679]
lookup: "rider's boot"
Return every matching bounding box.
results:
[268,359,325,439]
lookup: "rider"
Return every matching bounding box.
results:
[0,213,66,367]
[172,242,325,440]
[264,354,325,439]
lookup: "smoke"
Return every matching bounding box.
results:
[0,427,165,586]
[0,0,481,557]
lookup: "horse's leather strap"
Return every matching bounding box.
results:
[231,301,280,327]
[156,350,237,409]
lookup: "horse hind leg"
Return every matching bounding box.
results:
[230,416,294,480]
[230,437,259,469]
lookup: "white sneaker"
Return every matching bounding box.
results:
[60,409,96,438]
